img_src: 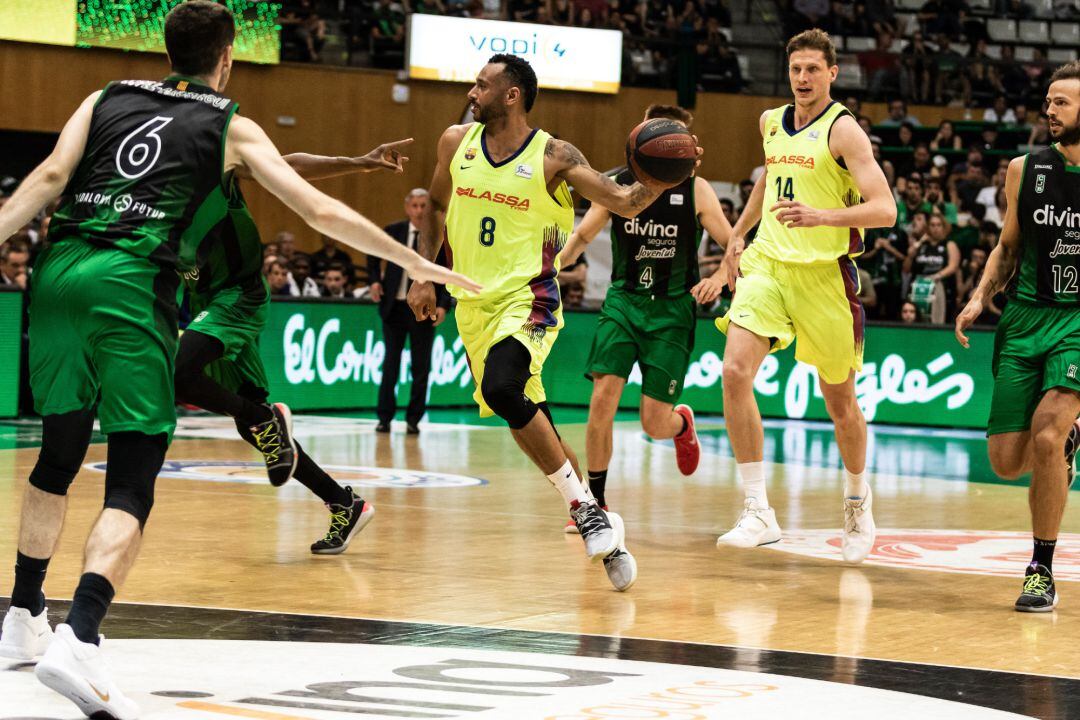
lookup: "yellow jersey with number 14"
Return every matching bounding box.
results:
[757,101,863,264]
[445,123,574,308]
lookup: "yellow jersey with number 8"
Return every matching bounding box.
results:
[445,123,574,306]
[757,101,863,264]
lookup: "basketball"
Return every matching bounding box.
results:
[625,118,697,186]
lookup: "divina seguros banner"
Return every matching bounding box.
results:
[261,300,996,429]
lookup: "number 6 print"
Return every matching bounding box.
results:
[116,116,173,180]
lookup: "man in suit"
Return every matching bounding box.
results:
[368,189,450,433]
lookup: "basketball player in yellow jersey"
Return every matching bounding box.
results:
[714,30,896,562]
[408,54,697,591]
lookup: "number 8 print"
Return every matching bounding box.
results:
[116,116,173,180]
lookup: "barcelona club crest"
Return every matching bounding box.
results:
[465,147,477,161]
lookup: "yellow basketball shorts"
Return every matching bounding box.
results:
[455,288,563,417]
[715,244,864,385]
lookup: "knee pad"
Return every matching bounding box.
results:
[481,338,539,430]
[29,410,95,496]
[103,432,167,528]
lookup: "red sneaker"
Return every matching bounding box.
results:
[673,404,700,475]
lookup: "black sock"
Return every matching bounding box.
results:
[11,552,49,616]
[678,415,688,436]
[65,573,115,645]
[1033,537,1057,571]
[588,470,608,508]
[175,331,272,427]
[294,446,352,506]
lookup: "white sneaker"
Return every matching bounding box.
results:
[35,623,139,720]
[0,605,52,660]
[603,512,637,592]
[842,485,876,564]
[717,498,782,548]
[570,500,618,562]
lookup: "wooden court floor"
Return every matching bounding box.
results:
[1,411,1079,718]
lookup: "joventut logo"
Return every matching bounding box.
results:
[468,32,567,61]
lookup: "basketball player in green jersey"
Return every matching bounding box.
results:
[956,62,1080,612]
[558,104,737,537]
[0,3,477,716]
[715,29,896,561]
[177,138,414,555]
[407,54,698,591]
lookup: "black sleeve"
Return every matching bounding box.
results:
[367,252,382,285]
[434,246,451,309]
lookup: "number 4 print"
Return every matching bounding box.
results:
[116,116,173,180]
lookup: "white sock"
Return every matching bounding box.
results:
[737,461,767,507]
[844,469,867,499]
[548,460,589,508]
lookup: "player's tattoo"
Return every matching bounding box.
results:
[977,242,1018,300]
[627,183,655,212]
[545,137,588,167]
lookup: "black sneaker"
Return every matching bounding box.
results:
[406,423,421,435]
[1065,419,1080,489]
[249,403,298,487]
[570,500,618,562]
[375,422,391,434]
[311,487,375,555]
[1015,563,1058,612]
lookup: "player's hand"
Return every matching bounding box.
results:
[362,138,413,173]
[434,306,448,327]
[407,280,438,322]
[718,236,743,291]
[954,297,982,348]
[771,200,826,228]
[692,134,704,172]
[408,260,482,296]
[691,275,724,305]
[369,282,383,303]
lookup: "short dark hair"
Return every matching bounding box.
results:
[786,28,837,66]
[488,53,538,112]
[646,103,694,128]
[1050,60,1080,85]
[165,1,236,77]
[719,198,734,211]
[325,262,346,277]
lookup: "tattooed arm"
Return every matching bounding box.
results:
[956,155,1023,348]
[545,137,693,218]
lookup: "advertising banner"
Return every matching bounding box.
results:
[407,14,623,93]
[263,300,996,429]
[0,291,22,418]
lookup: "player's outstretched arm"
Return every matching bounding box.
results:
[560,203,611,267]
[547,137,675,219]
[691,176,737,301]
[772,114,897,230]
[234,138,414,181]
[956,156,1024,348]
[407,124,469,322]
[0,92,99,241]
[226,116,480,293]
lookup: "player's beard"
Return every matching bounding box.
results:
[475,102,507,125]
[1052,115,1080,146]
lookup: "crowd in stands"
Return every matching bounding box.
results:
[280,0,745,92]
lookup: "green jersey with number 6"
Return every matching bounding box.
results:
[757,101,863,264]
[1014,146,1080,305]
[445,122,574,304]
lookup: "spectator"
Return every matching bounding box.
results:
[866,0,898,35]
[288,254,320,297]
[859,115,883,144]
[563,281,586,308]
[321,264,349,299]
[1004,0,1034,17]
[1028,114,1051,146]
[896,173,925,232]
[861,224,909,319]
[275,231,297,262]
[952,159,988,213]
[738,179,755,211]
[262,242,279,259]
[904,212,961,322]
[900,31,933,103]
[900,299,921,323]
[794,0,831,29]
[551,0,576,25]
[510,0,543,20]
[933,35,965,103]
[983,94,1017,124]
[560,248,589,289]
[897,121,916,147]
[1024,48,1052,100]
[860,31,900,100]
[924,175,959,224]
[371,0,407,61]
[311,234,356,281]
[978,220,1000,252]
[0,240,29,287]
[871,141,896,187]
[930,119,962,151]
[880,98,922,126]
[999,45,1029,99]
[281,0,327,62]
[264,259,292,296]
[407,0,448,13]
[720,197,739,226]
[697,34,743,92]
[1013,102,1032,129]
[964,60,1000,108]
